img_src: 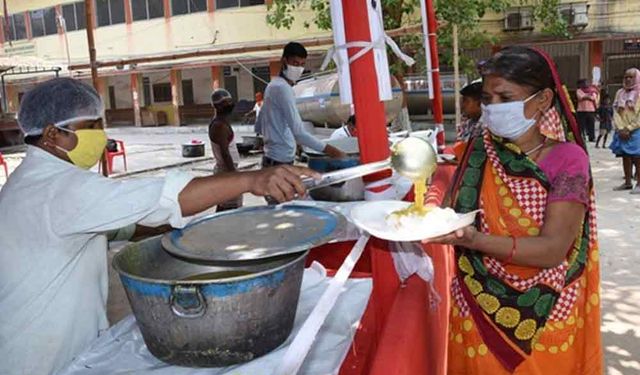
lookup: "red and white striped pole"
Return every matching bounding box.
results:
[342,1,391,180]
[424,0,446,153]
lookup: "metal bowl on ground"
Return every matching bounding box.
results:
[182,142,205,157]
[307,156,365,202]
[241,135,263,150]
[113,235,307,367]
[113,205,343,367]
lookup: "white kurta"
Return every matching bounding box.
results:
[0,146,194,375]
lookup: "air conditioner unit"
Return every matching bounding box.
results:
[520,8,534,30]
[560,8,574,25]
[504,12,522,31]
[504,8,534,31]
[559,3,589,27]
[572,3,589,26]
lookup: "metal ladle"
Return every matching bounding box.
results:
[303,136,438,190]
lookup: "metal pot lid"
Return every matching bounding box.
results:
[161,205,345,262]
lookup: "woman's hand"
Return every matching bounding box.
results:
[619,129,631,141]
[422,225,479,248]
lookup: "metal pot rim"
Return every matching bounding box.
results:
[112,244,309,285]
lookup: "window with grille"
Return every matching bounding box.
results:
[62,4,78,31]
[182,80,195,104]
[252,66,270,96]
[153,82,173,102]
[95,0,126,27]
[142,77,152,106]
[132,0,165,21]
[10,14,27,40]
[216,0,264,10]
[172,0,207,15]
[29,8,57,37]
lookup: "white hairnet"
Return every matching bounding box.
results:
[18,78,105,136]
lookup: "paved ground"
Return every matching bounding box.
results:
[1,125,638,374]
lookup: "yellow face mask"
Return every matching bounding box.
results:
[56,128,108,169]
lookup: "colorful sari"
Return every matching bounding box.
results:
[446,50,603,374]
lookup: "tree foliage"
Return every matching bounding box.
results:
[266,0,569,77]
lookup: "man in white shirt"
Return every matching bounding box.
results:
[329,115,357,141]
[0,78,318,375]
[256,42,345,167]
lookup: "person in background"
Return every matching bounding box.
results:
[456,79,484,142]
[609,67,640,193]
[576,78,599,142]
[246,91,264,127]
[255,41,346,169]
[595,93,613,148]
[254,91,263,117]
[0,78,318,375]
[428,46,602,374]
[208,88,243,211]
[329,115,357,141]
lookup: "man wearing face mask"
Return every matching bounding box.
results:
[256,42,346,171]
[0,78,319,375]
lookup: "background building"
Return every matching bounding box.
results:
[469,0,640,97]
[0,0,330,126]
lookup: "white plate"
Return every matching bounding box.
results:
[350,200,480,242]
[438,154,457,163]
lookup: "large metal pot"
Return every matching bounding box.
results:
[307,156,365,202]
[112,235,307,367]
[294,73,403,127]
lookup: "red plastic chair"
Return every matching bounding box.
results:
[100,140,127,174]
[0,152,7,177]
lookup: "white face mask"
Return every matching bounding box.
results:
[481,91,540,140]
[283,65,305,83]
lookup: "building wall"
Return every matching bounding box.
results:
[108,74,133,109]
[181,67,213,105]
[1,3,324,65]
[478,0,640,40]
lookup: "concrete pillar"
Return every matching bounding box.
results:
[211,66,223,90]
[0,13,4,45]
[170,69,183,126]
[124,0,133,24]
[96,76,109,110]
[163,0,171,19]
[5,84,17,113]
[24,12,33,40]
[56,5,64,35]
[589,40,603,85]
[130,73,142,127]
[207,0,215,12]
[269,60,282,80]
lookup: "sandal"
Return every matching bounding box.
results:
[614,183,633,191]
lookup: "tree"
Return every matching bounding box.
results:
[267,0,419,78]
[266,0,569,77]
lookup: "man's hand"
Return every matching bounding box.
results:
[323,144,347,159]
[248,165,320,203]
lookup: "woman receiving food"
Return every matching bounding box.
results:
[428,47,602,374]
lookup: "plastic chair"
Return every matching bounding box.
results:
[100,140,127,174]
[0,152,7,177]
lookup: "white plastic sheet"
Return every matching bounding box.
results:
[56,265,372,375]
[324,0,414,105]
